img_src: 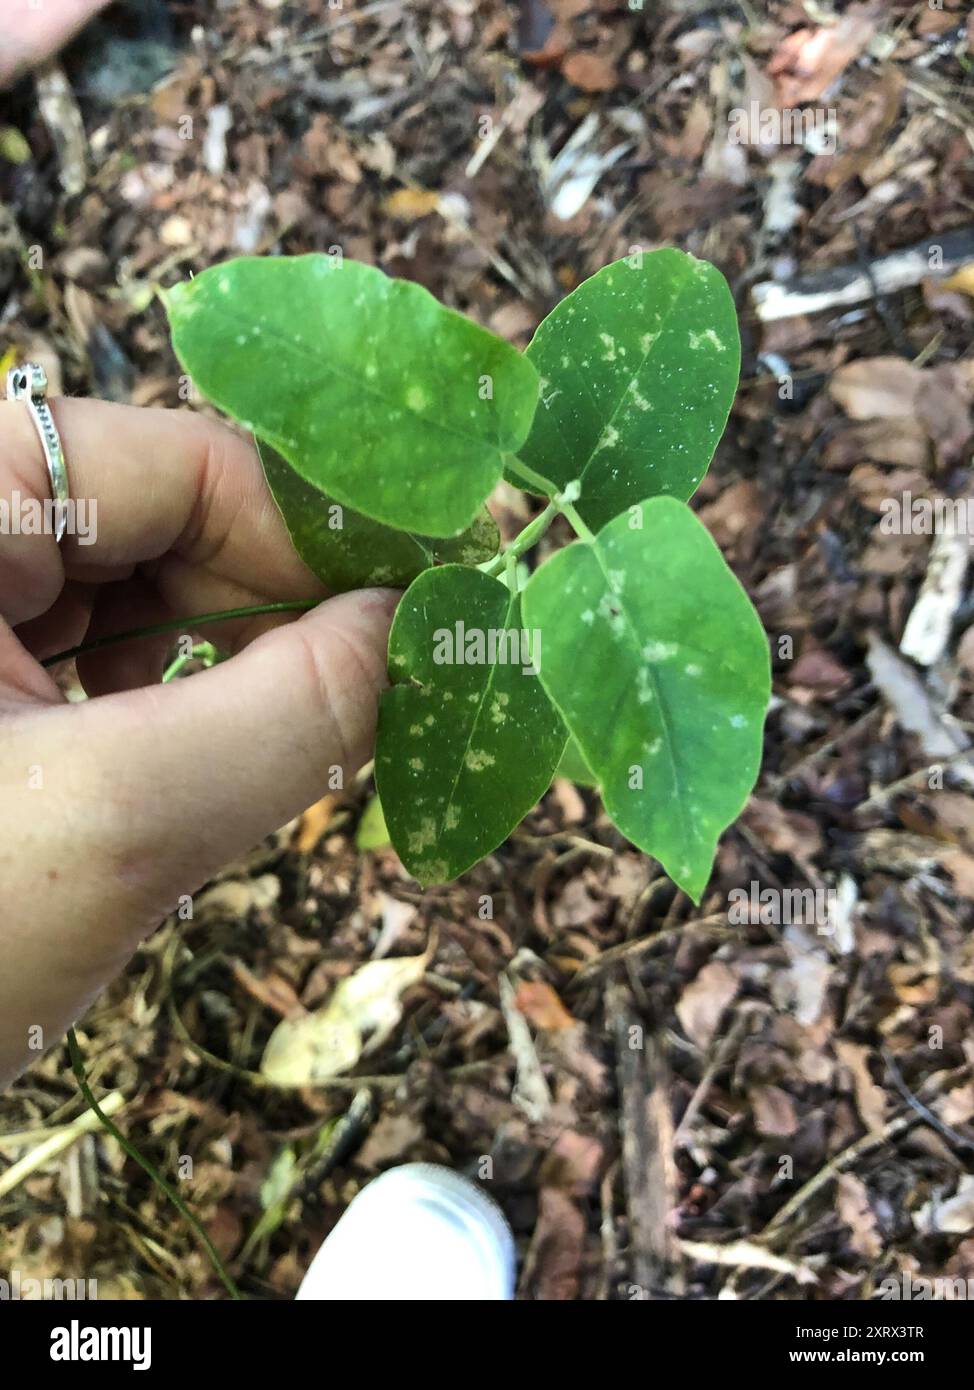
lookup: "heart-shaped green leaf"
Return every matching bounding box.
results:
[375,565,566,884]
[260,443,498,592]
[523,497,769,900]
[165,255,540,537]
[511,249,740,529]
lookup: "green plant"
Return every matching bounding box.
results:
[164,248,770,901]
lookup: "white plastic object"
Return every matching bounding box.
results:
[296,1163,515,1301]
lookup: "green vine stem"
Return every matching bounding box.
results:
[41,601,317,670]
[481,499,559,578]
[503,457,595,545]
[65,1027,242,1299]
[504,454,558,497]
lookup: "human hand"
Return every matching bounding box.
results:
[0,395,398,1086]
[0,0,112,90]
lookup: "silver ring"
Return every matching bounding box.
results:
[5,362,70,544]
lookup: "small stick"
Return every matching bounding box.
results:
[0,1090,125,1199]
[751,226,974,323]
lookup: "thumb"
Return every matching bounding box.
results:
[30,587,398,947]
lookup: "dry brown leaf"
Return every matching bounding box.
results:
[547,0,590,17]
[865,633,967,760]
[840,420,930,472]
[788,644,852,694]
[940,263,974,299]
[295,795,338,853]
[382,187,441,219]
[698,479,763,557]
[561,50,617,93]
[887,961,940,1006]
[745,797,823,857]
[914,364,974,465]
[514,980,577,1031]
[830,356,923,420]
[768,4,880,107]
[193,874,280,921]
[835,1041,887,1134]
[676,960,739,1048]
[914,1175,974,1235]
[231,961,304,1020]
[836,1173,882,1258]
[539,1131,604,1194]
[355,1113,425,1169]
[941,1083,974,1128]
[528,1187,585,1300]
[897,793,974,853]
[260,944,431,1086]
[751,1083,799,1137]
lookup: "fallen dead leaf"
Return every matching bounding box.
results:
[260,942,432,1086]
[193,874,280,922]
[539,1131,604,1195]
[865,633,968,760]
[500,974,552,1121]
[751,1083,799,1138]
[788,644,852,694]
[768,4,881,107]
[940,263,974,299]
[744,798,824,862]
[835,1041,887,1134]
[836,1172,882,1258]
[941,1083,974,1128]
[527,1187,585,1300]
[676,960,739,1049]
[355,1112,425,1169]
[514,980,577,1031]
[231,961,304,1020]
[772,927,832,1026]
[295,795,339,853]
[382,187,441,219]
[561,50,617,94]
[830,356,923,420]
[914,1175,974,1235]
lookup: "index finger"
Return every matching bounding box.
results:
[0,397,324,628]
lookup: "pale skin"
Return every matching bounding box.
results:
[0,397,398,1087]
[0,0,112,89]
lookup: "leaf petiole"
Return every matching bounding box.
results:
[504,454,558,497]
[41,602,317,670]
[479,499,558,577]
[558,498,596,544]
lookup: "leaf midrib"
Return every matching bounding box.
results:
[530,264,710,496]
[180,288,513,459]
[586,539,695,858]
[435,584,521,841]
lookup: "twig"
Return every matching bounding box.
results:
[673,1004,761,1150]
[853,748,974,820]
[0,1091,125,1198]
[853,225,913,359]
[757,1066,969,1243]
[882,1050,974,1154]
[751,226,974,322]
[608,980,683,1298]
[570,916,735,988]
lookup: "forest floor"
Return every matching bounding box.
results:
[2,0,974,1301]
